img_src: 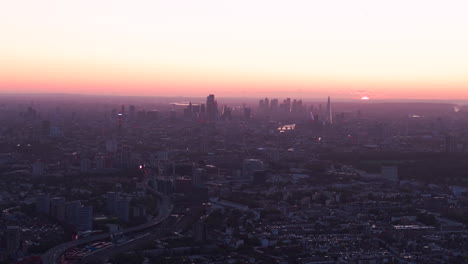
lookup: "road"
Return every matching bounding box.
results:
[42,185,173,264]
[81,207,196,263]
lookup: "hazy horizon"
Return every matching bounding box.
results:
[3,92,468,104]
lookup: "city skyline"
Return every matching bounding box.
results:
[0,92,467,263]
[1,0,468,99]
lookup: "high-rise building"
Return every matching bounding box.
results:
[156,177,174,195]
[206,94,218,121]
[50,197,66,221]
[106,192,130,221]
[184,102,194,119]
[65,201,93,231]
[105,138,118,153]
[174,177,192,193]
[120,105,125,116]
[115,199,130,221]
[95,154,106,170]
[35,193,50,214]
[117,112,123,130]
[325,96,333,124]
[146,110,159,121]
[32,160,45,177]
[243,159,264,179]
[264,97,270,110]
[243,108,251,120]
[41,120,51,136]
[6,226,21,258]
[129,105,136,120]
[193,220,208,242]
[119,145,131,169]
[192,168,206,188]
[106,192,120,214]
[270,99,278,112]
[169,110,177,122]
[80,158,92,173]
[284,98,291,112]
[136,110,147,121]
[221,105,232,120]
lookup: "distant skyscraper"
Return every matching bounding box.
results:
[243,108,251,120]
[206,94,218,121]
[117,112,123,130]
[184,102,194,119]
[221,105,232,120]
[119,145,131,168]
[169,110,177,122]
[106,139,118,153]
[264,97,269,110]
[129,105,135,120]
[326,96,333,124]
[284,98,291,112]
[120,105,125,116]
[146,110,159,121]
[270,99,278,111]
[41,120,51,136]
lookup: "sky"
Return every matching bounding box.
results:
[1,0,467,100]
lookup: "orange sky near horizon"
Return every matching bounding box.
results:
[1,0,467,99]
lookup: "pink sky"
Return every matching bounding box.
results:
[1,0,467,99]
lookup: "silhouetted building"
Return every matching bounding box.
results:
[243,159,264,179]
[192,168,206,188]
[32,160,45,177]
[80,158,92,173]
[221,105,232,120]
[106,191,131,221]
[193,220,208,243]
[35,193,50,214]
[325,96,333,124]
[6,226,21,259]
[41,120,51,136]
[270,99,278,111]
[175,177,192,193]
[50,197,66,222]
[243,108,251,120]
[65,201,93,231]
[206,94,218,121]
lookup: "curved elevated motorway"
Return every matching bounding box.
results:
[42,187,173,264]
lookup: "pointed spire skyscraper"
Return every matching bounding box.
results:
[326,96,332,124]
